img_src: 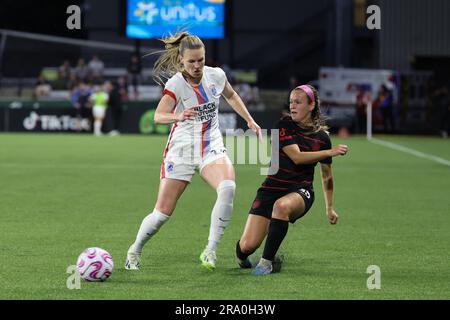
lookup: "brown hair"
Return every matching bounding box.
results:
[151,31,205,86]
[292,84,328,132]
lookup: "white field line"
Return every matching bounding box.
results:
[370,138,450,167]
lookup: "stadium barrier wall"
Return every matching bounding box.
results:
[0,101,284,134]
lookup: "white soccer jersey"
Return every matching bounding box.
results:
[163,66,227,154]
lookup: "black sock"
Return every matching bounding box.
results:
[262,218,289,261]
[236,240,250,261]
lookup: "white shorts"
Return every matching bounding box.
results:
[93,106,106,119]
[160,138,231,182]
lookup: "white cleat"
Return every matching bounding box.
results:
[125,247,141,270]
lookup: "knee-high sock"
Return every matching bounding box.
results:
[262,218,289,261]
[130,208,170,253]
[94,120,102,135]
[206,180,236,251]
[236,240,253,261]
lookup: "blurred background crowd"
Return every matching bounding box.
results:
[0,0,449,136]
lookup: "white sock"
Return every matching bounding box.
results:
[94,121,101,135]
[130,209,170,253]
[206,180,236,251]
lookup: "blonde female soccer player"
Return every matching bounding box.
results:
[125,31,262,271]
[235,85,348,275]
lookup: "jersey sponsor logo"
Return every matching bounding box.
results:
[299,188,311,199]
[193,102,217,122]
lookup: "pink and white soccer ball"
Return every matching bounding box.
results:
[76,247,114,281]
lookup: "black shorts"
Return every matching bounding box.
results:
[249,186,315,223]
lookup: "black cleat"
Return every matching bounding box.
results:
[236,257,253,269]
[272,255,285,273]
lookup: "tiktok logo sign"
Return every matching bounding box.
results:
[23,112,40,130]
[23,111,91,132]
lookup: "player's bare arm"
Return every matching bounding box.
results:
[320,163,338,225]
[154,94,197,124]
[222,80,262,141]
[282,144,348,165]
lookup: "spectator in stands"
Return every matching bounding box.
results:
[74,58,89,83]
[88,54,105,84]
[220,63,233,82]
[286,75,299,106]
[51,60,72,90]
[59,60,72,82]
[34,75,52,98]
[67,74,78,91]
[71,81,92,132]
[375,84,395,133]
[234,79,260,109]
[234,79,253,105]
[58,60,72,89]
[251,86,261,109]
[354,88,367,134]
[51,77,68,91]
[127,53,142,100]
[117,76,129,102]
[431,84,450,138]
[106,79,125,136]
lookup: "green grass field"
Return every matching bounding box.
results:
[1,133,449,300]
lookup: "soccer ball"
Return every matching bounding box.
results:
[76,247,114,282]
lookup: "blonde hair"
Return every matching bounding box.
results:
[293,84,328,132]
[151,31,205,87]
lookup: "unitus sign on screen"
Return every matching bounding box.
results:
[126,0,225,39]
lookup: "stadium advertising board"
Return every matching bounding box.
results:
[1,105,242,134]
[318,67,400,128]
[7,108,91,132]
[319,67,400,106]
[126,0,225,39]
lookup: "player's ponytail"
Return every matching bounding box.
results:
[307,85,328,132]
[152,31,205,87]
